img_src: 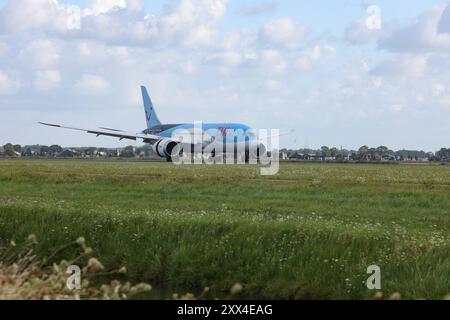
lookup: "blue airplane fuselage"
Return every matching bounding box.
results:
[143,123,257,143]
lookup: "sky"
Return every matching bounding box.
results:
[1,0,450,151]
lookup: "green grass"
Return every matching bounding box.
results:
[0,159,449,299]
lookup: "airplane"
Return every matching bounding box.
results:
[40,86,267,162]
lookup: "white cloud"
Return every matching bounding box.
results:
[261,17,307,48]
[162,0,227,27]
[432,82,446,96]
[34,70,61,91]
[0,70,20,95]
[179,60,197,74]
[74,74,111,96]
[431,82,448,96]
[346,3,450,52]
[430,81,450,108]
[19,39,60,70]
[379,3,450,52]
[74,41,130,67]
[0,0,228,49]
[83,0,128,16]
[0,0,81,35]
[159,0,227,48]
[266,79,281,92]
[261,50,286,75]
[438,3,450,33]
[345,16,382,45]
[371,54,428,78]
[0,42,10,57]
[182,25,219,48]
[295,45,336,71]
[205,51,242,67]
[237,1,278,16]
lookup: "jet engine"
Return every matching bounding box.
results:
[153,138,181,160]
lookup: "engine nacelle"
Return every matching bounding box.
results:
[153,138,181,159]
[256,143,266,157]
[245,141,266,159]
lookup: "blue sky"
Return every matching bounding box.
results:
[1,0,450,151]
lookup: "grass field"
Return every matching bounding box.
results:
[0,159,449,299]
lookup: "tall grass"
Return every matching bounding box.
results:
[0,160,448,299]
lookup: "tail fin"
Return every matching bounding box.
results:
[141,86,161,128]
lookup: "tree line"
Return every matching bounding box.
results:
[0,143,156,158]
[281,145,449,162]
[2,143,450,162]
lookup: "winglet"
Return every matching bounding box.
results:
[39,122,61,128]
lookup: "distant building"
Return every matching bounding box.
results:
[289,153,303,160]
[383,154,396,161]
[289,153,324,161]
[60,149,80,157]
[290,153,310,160]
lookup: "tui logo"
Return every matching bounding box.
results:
[218,127,228,136]
[146,110,151,122]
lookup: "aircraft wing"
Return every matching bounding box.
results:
[258,129,294,142]
[39,122,163,144]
